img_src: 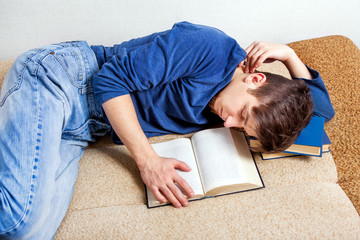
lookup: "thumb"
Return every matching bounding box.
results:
[172,159,191,172]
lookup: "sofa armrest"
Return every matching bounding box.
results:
[288,35,360,214]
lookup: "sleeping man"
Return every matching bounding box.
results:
[0,22,334,239]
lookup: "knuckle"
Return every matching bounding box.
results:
[158,185,168,193]
[175,178,185,185]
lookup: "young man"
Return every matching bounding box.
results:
[0,22,334,239]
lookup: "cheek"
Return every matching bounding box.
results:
[226,100,244,116]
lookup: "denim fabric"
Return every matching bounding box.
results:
[0,41,110,239]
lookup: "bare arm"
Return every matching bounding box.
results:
[102,95,194,208]
[242,41,313,79]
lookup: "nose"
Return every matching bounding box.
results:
[223,120,231,128]
[223,116,244,129]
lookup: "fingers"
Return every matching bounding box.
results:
[146,158,194,208]
[154,183,185,208]
[244,41,257,55]
[172,159,195,198]
[248,51,270,73]
[150,181,184,208]
[243,41,292,73]
[173,159,191,172]
[152,187,168,204]
[152,176,193,208]
[244,41,267,73]
[173,172,194,199]
[166,181,189,207]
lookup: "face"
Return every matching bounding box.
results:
[210,72,265,138]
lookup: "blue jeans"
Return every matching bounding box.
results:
[0,41,110,239]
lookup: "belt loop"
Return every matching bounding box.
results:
[78,88,86,95]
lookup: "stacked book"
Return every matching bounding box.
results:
[249,116,331,160]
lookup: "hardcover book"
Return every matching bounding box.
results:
[249,116,326,158]
[146,127,264,208]
[259,131,332,160]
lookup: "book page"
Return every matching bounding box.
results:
[230,130,264,189]
[148,138,204,206]
[191,128,262,195]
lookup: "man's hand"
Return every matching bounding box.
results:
[240,41,313,79]
[102,95,194,208]
[139,154,194,208]
[241,41,294,73]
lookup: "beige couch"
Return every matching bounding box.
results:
[1,36,359,239]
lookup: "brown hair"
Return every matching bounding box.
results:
[247,72,314,153]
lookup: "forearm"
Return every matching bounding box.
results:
[102,95,157,167]
[283,48,313,80]
[102,94,193,207]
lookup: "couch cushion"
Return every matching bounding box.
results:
[68,141,339,211]
[288,35,360,214]
[56,182,360,239]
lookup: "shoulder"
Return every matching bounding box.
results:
[172,21,235,42]
[168,22,242,57]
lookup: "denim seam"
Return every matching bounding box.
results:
[76,42,91,81]
[0,61,43,235]
[0,52,36,107]
[75,42,92,96]
[25,67,43,234]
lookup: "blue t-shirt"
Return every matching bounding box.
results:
[91,22,335,143]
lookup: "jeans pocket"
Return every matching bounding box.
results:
[62,119,109,142]
[62,118,92,141]
[51,49,86,88]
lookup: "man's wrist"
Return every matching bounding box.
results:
[283,48,297,66]
[282,48,313,80]
[133,146,158,169]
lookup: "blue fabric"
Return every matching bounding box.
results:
[293,66,335,122]
[91,22,247,142]
[91,22,335,144]
[0,41,110,239]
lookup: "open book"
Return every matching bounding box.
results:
[146,127,264,208]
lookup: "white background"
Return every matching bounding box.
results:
[1,0,359,59]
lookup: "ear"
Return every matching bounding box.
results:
[245,73,266,88]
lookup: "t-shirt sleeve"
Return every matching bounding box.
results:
[92,22,246,105]
[292,66,335,122]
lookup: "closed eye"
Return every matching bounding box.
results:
[239,106,247,121]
